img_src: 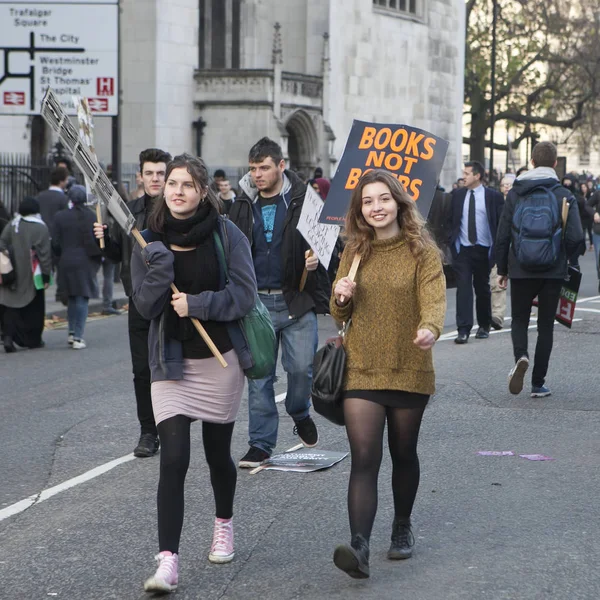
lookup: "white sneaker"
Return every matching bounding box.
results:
[508,356,529,395]
[67,333,74,346]
[208,517,234,563]
[144,551,178,593]
[72,339,86,350]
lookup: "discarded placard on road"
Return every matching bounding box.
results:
[250,448,349,474]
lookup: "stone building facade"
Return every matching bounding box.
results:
[0,0,466,189]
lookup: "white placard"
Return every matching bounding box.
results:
[0,1,118,115]
[41,88,135,233]
[297,185,340,271]
[75,96,96,201]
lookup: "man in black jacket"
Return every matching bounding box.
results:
[496,141,584,398]
[37,167,69,232]
[94,148,172,457]
[448,161,504,343]
[229,137,328,468]
[584,186,600,292]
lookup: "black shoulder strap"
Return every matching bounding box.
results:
[213,225,229,284]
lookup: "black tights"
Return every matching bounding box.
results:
[344,398,426,542]
[157,415,237,554]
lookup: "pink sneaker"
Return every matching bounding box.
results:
[144,551,178,593]
[208,517,235,563]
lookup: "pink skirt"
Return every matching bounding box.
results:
[151,350,245,425]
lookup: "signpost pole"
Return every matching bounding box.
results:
[111,0,121,188]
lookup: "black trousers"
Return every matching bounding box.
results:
[453,245,491,334]
[3,289,45,347]
[128,298,156,436]
[510,278,562,388]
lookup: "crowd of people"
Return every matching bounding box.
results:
[0,137,592,593]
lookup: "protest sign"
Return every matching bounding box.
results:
[75,96,96,200]
[319,120,449,224]
[41,88,135,235]
[297,185,340,270]
[532,266,582,328]
[252,449,349,474]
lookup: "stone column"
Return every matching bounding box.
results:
[272,22,283,120]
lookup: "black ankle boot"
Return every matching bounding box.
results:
[388,517,414,560]
[2,335,16,353]
[333,533,370,579]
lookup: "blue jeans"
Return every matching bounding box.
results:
[67,296,89,340]
[247,294,318,454]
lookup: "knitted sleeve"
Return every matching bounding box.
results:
[416,246,446,339]
[329,248,354,324]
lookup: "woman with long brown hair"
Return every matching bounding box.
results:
[330,169,446,579]
[130,154,257,593]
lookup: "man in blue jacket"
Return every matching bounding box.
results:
[228,137,329,467]
[496,141,584,398]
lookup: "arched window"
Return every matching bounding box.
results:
[199,0,241,69]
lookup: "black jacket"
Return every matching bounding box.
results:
[228,170,330,317]
[37,189,69,232]
[52,206,102,299]
[448,186,504,267]
[102,193,154,296]
[585,190,600,236]
[496,175,584,280]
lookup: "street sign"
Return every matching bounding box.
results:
[0,0,118,116]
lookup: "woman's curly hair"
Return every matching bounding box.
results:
[343,169,441,262]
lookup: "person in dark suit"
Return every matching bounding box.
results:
[36,167,69,231]
[448,161,504,344]
[37,167,69,302]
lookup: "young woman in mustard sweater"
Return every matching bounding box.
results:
[330,169,446,579]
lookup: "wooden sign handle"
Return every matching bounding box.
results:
[340,254,361,304]
[299,249,313,292]
[95,204,105,249]
[131,228,228,369]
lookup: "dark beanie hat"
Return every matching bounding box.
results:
[19,196,40,216]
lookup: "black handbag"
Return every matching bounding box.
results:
[311,320,350,426]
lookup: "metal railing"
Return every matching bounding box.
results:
[0,154,142,215]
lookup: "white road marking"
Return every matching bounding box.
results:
[275,393,286,403]
[574,307,600,314]
[577,295,600,303]
[0,454,135,523]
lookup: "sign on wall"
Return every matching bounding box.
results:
[319,120,449,224]
[0,0,118,115]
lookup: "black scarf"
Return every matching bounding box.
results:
[163,202,221,342]
[163,201,218,247]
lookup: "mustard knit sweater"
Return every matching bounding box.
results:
[330,234,446,395]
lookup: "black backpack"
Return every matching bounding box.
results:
[511,183,565,271]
